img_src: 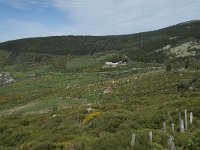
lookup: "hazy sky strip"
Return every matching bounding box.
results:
[0,0,200,42]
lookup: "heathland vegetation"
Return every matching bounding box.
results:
[0,20,200,149]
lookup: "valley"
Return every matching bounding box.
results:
[0,20,200,149]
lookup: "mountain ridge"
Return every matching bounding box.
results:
[0,20,200,63]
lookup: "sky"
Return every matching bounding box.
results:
[0,0,200,42]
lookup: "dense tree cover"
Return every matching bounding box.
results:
[0,20,200,63]
[0,36,127,55]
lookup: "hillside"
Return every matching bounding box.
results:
[0,20,200,150]
[0,20,200,63]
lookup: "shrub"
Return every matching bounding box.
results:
[31,141,55,150]
[83,111,103,123]
[174,133,190,148]
[91,131,131,150]
[188,132,200,150]
[87,112,129,134]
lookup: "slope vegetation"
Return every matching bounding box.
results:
[0,20,200,149]
[0,20,200,63]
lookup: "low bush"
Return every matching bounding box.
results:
[187,132,200,150]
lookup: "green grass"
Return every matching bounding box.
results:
[65,56,99,71]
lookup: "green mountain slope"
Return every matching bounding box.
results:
[0,20,200,63]
[0,20,200,150]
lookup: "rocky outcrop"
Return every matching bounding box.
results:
[0,72,16,86]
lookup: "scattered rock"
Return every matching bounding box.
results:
[169,37,178,40]
[103,87,112,94]
[86,108,93,113]
[189,87,194,91]
[0,72,16,86]
[169,41,200,58]
[87,103,92,106]
[103,61,127,68]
